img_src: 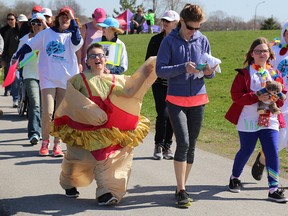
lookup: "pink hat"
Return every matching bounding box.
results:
[93,8,106,23]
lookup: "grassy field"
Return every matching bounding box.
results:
[119,30,288,179]
[1,30,287,179]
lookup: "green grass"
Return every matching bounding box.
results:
[0,68,3,82]
[120,30,288,178]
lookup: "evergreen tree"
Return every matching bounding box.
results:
[260,17,281,30]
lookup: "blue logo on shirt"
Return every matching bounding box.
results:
[46,41,65,56]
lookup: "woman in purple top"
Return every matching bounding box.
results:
[156,4,217,207]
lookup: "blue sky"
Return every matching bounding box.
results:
[2,0,288,24]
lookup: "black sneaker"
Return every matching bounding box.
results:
[153,144,163,160]
[175,190,192,208]
[65,187,80,198]
[163,147,174,160]
[175,188,193,202]
[268,189,288,203]
[229,178,242,193]
[251,152,265,181]
[29,134,39,145]
[4,90,10,96]
[98,193,118,206]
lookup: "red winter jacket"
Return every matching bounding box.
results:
[225,67,286,128]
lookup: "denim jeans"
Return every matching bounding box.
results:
[4,61,19,101]
[24,79,41,139]
[3,64,11,93]
[152,82,173,147]
[130,23,143,34]
[11,74,19,102]
[167,102,204,163]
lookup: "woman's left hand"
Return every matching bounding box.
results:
[66,9,75,20]
[203,64,217,76]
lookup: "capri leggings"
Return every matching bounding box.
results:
[167,102,204,164]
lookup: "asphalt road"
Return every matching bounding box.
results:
[1,88,288,216]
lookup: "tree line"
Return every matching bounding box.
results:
[0,0,281,31]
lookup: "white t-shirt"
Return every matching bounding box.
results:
[16,34,39,80]
[27,28,83,89]
[237,65,279,132]
[271,46,288,114]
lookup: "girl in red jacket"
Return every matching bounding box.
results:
[225,37,287,203]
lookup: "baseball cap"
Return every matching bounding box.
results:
[161,10,180,22]
[59,6,75,16]
[93,8,106,23]
[97,17,119,28]
[41,8,53,17]
[31,13,46,22]
[17,14,28,22]
[32,5,43,13]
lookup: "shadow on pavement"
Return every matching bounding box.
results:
[0,150,63,164]
[0,184,270,216]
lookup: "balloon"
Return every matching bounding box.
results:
[2,59,19,88]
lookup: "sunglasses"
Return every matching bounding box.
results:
[253,49,269,55]
[185,22,200,31]
[161,19,171,23]
[7,18,15,21]
[31,22,42,26]
[87,53,105,59]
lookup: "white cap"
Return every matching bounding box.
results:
[17,14,28,22]
[161,10,180,22]
[31,13,46,22]
[41,8,53,17]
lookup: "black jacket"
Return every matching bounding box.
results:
[145,31,164,60]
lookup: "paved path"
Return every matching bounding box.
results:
[0,88,288,216]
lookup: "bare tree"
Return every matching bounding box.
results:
[14,0,38,17]
[202,10,257,31]
[49,0,89,24]
[50,0,82,15]
[0,1,12,27]
[159,0,186,14]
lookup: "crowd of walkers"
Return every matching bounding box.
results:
[1,3,288,208]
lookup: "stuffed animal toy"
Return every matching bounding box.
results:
[256,80,286,115]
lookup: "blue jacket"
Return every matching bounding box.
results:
[156,27,212,97]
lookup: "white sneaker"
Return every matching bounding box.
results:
[153,144,163,160]
[163,147,174,160]
[13,101,18,108]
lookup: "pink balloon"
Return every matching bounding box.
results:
[2,60,19,88]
